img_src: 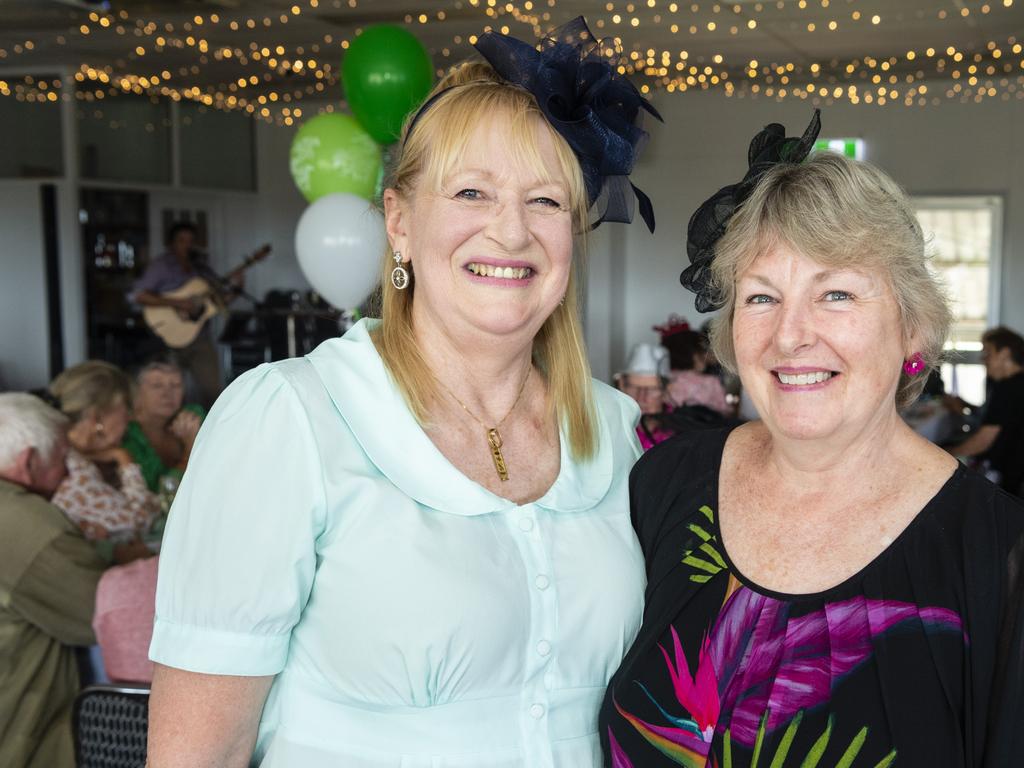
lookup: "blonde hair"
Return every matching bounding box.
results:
[372,61,598,459]
[707,152,951,409]
[50,360,133,423]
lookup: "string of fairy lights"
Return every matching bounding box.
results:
[0,0,1022,126]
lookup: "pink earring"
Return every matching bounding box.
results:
[902,352,926,376]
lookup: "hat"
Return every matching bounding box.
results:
[652,313,692,341]
[405,17,662,232]
[681,110,821,312]
[619,343,670,378]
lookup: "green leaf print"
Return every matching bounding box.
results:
[682,505,726,583]
[721,709,899,768]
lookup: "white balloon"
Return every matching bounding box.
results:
[294,193,386,310]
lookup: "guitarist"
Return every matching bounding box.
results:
[131,222,242,410]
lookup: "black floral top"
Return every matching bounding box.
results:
[600,427,1024,767]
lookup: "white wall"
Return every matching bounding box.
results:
[584,90,1024,379]
[221,121,311,297]
[0,181,50,389]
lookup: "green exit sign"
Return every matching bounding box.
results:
[814,138,864,160]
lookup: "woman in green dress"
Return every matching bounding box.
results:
[122,359,204,494]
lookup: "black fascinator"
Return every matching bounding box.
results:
[681,109,821,312]
[473,17,662,232]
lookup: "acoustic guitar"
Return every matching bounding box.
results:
[142,244,271,348]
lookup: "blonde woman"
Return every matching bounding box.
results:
[49,361,157,558]
[149,18,660,768]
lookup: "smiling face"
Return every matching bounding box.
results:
[733,242,909,442]
[385,112,574,343]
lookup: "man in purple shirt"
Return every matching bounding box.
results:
[132,222,230,409]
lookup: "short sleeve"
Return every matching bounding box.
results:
[149,364,327,676]
[628,428,730,576]
[628,444,672,570]
[977,499,1024,766]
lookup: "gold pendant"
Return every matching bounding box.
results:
[487,428,510,482]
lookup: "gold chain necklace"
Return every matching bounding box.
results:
[436,367,531,482]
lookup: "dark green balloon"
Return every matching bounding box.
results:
[342,25,434,145]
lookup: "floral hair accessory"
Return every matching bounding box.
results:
[408,17,661,232]
[681,109,822,312]
[473,17,662,232]
[652,314,691,339]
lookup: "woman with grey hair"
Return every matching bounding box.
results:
[601,113,1024,767]
[122,359,204,493]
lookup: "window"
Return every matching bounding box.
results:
[77,91,172,184]
[180,103,256,191]
[913,196,1003,406]
[0,74,64,178]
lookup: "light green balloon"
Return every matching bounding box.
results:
[289,113,382,202]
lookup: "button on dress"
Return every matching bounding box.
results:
[150,319,647,767]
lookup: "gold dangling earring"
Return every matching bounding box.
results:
[391,251,409,290]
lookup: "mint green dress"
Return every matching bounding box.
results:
[150,319,646,767]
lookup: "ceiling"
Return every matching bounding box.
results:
[1,0,1022,122]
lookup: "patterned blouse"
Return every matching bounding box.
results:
[601,427,1024,767]
[52,449,159,542]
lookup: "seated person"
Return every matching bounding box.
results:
[122,359,204,494]
[93,556,158,685]
[949,326,1024,494]
[0,393,108,768]
[48,361,157,557]
[615,343,675,451]
[653,314,731,415]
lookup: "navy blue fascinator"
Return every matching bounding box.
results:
[405,17,661,232]
[681,109,821,312]
[473,17,662,232]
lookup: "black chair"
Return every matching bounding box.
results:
[72,684,150,768]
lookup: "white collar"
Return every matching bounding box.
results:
[306,319,616,516]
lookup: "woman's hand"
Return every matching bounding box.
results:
[86,445,135,468]
[169,411,202,446]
